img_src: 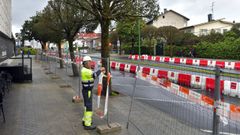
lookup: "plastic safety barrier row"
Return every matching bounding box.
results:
[136,72,240,121]
[128,55,240,70]
[44,53,96,69]
[110,61,240,98]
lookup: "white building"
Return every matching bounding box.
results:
[147,9,189,29]
[0,0,11,37]
[180,15,235,36]
[0,0,14,61]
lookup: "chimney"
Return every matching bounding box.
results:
[164,8,167,13]
[208,14,213,22]
[233,20,235,23]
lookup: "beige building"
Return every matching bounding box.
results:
[0,0,11,37]
[147,9,189,29]
[180,18,234,36]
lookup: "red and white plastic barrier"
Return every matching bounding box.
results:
[110,61,240,99]
[136,72,240,121]
[128,55,240,71]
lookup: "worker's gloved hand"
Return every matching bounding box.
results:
[100,67,105,73]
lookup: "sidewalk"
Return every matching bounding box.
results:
[0,59,132,135]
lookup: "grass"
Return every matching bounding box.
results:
[111,58,240,79]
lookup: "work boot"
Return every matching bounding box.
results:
[84,125,96,130]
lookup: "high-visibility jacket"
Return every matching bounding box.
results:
[81,67,101,89]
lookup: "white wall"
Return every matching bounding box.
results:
[194,21,233,36]
[0,0,11,37]
[152,11,188,29]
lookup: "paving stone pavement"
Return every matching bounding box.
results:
[0,59,132,135]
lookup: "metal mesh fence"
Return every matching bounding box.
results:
[124,55,240,135]
[36,52,240,135]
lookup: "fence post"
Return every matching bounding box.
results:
[126,64,140,129]
[212,66,221,135]
[78,51,81,98]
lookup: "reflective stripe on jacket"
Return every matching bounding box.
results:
[81,67,101,89]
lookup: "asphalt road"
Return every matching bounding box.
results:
[116,55,240,75]
[111,69,240,134]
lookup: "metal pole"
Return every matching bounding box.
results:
[78,50,81,97]
[212,66,221,135]
[55,53,57,75]
[106,57,111,127]
[66,52,68,74]
[48,54,51,73]
[126,64,140,129]
[137,0,141,56]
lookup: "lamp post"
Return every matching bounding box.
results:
[137,0,141,56]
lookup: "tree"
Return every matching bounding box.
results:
[109,31,119,53]
[21,20,33,47]
[70,0,159,94]
[141,25,157,55]
[116,19,145,54]
[175,32,200,46]
[21,15,50,50]
[231,23,240,38]
[157,26,181,56]
[46,0,98,76]
[199,30,224,43]
[21,12,65,68]
[35,11,65,68]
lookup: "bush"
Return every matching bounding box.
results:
[19,47,37,55]
[195,38,240,60]
[122,45,154,55]
[163,45,195,57]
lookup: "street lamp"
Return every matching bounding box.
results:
[137,0,141,56]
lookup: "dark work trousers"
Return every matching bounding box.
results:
[82,87,93,111]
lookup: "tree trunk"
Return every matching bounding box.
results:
[119,39,122,55]
[57,42,64,68]
[68,38,79,76]
[170,45,173,57]
[101,19,111,95]
[40,41,47,51]
[131,37,135,54]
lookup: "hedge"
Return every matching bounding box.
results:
[18,47,37,55]
[122,46,154,55]
[195,38,240,60]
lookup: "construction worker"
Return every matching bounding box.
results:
[81,56,105,130]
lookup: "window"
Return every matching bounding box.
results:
[200,29,208,35]
[223,29,228,33]
[215,28,221,33]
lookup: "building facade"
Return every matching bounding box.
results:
[0,0,14,62]
[147,9,189,29]
[0,0,12,37]
[180,17,234,36]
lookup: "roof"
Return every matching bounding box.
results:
[147,9,189,25]
[194,19,234,27]
[179,26,194,30]
[77,33,101,39]
[189,19,233,28]
[166,10,190,21]
[180,19,234,30]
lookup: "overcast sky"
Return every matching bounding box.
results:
[12,0,240,35]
